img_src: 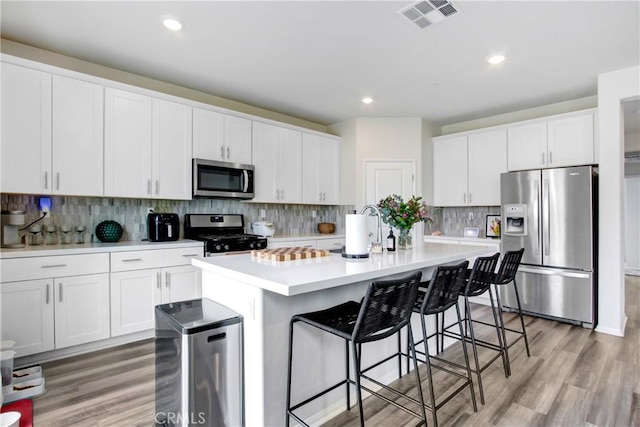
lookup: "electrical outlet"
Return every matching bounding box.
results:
[312,210,317,218]
[259,209,266,219]
[468,212,474,221]
[39,197,52,215]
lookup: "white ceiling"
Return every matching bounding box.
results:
[1,1,639,129]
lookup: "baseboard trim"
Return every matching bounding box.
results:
[594,317,627,337]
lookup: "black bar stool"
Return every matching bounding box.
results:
[440,253,507,405]
[403,261,478,427]
[285,271,427,427]
[492,248,530,376]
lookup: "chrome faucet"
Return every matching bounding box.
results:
[359,204,382,247]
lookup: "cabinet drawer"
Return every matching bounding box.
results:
[110,247,203,272]
[267,240,316,249]
[1,253,109,282]
[315,238,345,250]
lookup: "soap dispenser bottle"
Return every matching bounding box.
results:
[387,229,396,252]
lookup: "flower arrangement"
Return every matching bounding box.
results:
[377,194,433,231]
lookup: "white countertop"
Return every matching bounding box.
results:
[0,239,204,259]
[267,233,345,242]
[192,242,490,297]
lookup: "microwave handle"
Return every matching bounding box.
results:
[243,170,249,193]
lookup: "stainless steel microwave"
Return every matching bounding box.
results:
[192,159,254,199]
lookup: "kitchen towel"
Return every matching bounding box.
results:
[344,214,369,256]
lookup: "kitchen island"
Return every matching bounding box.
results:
[192,242,494,427]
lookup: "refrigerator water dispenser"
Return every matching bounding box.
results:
[504,204,527,236]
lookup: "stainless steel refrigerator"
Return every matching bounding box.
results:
[500,165,598,327]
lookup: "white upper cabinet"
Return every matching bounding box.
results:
[302,134,340,204]
[193,108,252,165]
[105,88,192,200]
[433,136,468,206]
[507,110,595,171]
[1,64,104,196]
[52,75,104,196]
[1,63,52,194]
[104,88,153,198]
[468,129,507,206]
[252,122,302,203]
[152,98,192,199]
[433,129,507,207]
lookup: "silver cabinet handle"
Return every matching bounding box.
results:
[41,264,67,268]
[121,258,142,263]
[542,152,545,165]
[44,171,48,190]
[469,192,472,204]
[157,272,161,289]
[463,193,466,203]
[155,180,159,195]
[182,253,200,258]
[549,151,553,165]
[220,146,225,159]
[56,172,60,190]
[46,284,50,304]
[226,146,230,159]
[147,179,152,195]
[59,283,63,302]
[165,271,170,288]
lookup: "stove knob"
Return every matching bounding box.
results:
[215,244,222,251]
[249,242,255,249]
[224,244,230,251]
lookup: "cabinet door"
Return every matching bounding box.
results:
[433,136,468,206]
[1,279,54,357]
[278,127,302,203]
[302,134,322,203]
[252,122,279,202]
[54,273,110,348]
[320,138,340,204]
[104,88,153,197]
[468,129,507,206]
[192,107,224,161]
[110,269,162,336]
[507,122,547,171]
[224,115,252,165]
[52,75,104,196]
[161,265,201,303]
[547,112,594,167]
[153,98,192,200]
[1,63,52,194]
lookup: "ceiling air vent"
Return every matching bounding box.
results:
[397,0,461,29]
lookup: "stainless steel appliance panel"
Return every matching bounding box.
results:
[499,266,594,325]
[501,170,542,265]
[542,166,594,270]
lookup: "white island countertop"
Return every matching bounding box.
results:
[192,242,493,297]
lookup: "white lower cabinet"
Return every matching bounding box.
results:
[110,265,201,337]
[0,273,110,357]
[267,238,344,250]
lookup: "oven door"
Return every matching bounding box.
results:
[193,159,254,199]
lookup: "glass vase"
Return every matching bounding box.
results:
[398,228,412,250]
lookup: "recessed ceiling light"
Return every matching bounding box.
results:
[487,54,506,65]
[163,18,183,31]
[362,97,373,104]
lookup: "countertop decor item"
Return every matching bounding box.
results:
[251,247,329,262]
[486,214,501,238]
[95,220,123,243]
[378,194,434,249]
[317,223,336,234]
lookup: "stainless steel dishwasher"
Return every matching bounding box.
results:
[155,298,244,427]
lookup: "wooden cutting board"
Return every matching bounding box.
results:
[251,247,330,262]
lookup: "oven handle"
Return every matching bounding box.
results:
[242,170,249,193]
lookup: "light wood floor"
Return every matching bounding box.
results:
[33,276,639,427]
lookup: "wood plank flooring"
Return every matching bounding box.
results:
[31,276,639,426]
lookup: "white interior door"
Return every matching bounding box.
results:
[364,160,415,247]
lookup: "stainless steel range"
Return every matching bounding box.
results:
[184,214,267,255]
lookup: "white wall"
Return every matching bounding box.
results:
[596,65,640,336]
[625,176,640,275]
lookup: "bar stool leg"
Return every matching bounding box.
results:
[512,278,531,357]
[419,313,439,427]
[488,285,510,378]
[455,302,477,412]
[492,286,512,377]
[285,320,296,427]
[408,324,428,426]
[351,341,365,427]
[345,340,351,410]
[465,296,485,405]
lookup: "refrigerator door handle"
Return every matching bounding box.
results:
[533,180,540,256]
[519,266,590,279]
[544,178,551,256]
